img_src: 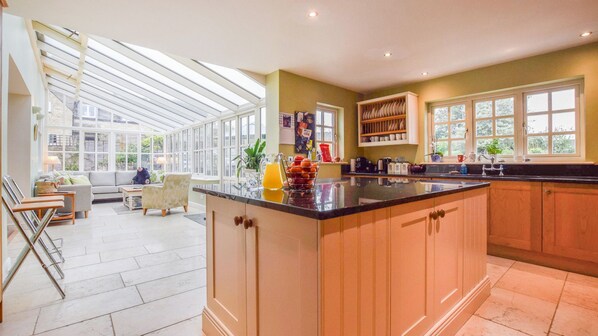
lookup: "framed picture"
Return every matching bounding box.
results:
[294,111,315,154]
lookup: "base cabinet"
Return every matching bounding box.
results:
[205,189,489,336]
[543,183,598,263]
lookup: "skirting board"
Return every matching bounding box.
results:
[426,277,492,336]
[203,307,233,336]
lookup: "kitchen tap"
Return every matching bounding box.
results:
[478,152,504,176]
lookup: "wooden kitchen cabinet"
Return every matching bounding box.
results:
[543,183,598,263]
[487,181,542,251]
[204,196,318,336]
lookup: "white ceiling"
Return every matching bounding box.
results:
[6,0,598,93]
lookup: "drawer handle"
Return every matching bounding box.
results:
[234,216,243,226]
[429,211,439,220]
[438,209,446,218]
[244,218,253,229]
[545,189,552,195]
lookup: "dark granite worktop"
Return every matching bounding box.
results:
[193,177,489,220]
[343,172,598,184]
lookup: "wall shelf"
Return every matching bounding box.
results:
[358,92,418,147]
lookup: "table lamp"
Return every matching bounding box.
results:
[44,156,61,172]
[156,157,167,167]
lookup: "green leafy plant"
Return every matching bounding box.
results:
[234,139,266,177]
[484,139,503,155]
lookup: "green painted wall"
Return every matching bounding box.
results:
[363,42,598,163]
[266,70,364,160]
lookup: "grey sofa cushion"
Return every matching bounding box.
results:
[89,172,116,186]
[116,171,137,185]
[92,185,120,194]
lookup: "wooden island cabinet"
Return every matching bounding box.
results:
[197,179,490,336]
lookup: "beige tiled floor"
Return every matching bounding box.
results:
[0,202,206,336]
[2,202,597,335]
[458,255,598,336]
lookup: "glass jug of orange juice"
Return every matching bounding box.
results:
[261,154,284,190]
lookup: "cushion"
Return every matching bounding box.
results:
[92,185,119,194]
[89,172,116,186]
[58,175,72,185]
[71,175,92,185]
[116,171,137,185]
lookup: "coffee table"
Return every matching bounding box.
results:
[121,186,143,210]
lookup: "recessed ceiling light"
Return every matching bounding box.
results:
[384,52,392,57]
[421,72,429,76]
[308,11,318,18]
[580,31,592,37]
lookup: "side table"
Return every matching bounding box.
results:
[39,191,76,224]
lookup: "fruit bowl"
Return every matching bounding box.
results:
[282,155,320,191]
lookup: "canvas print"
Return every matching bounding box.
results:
[294,111,315,154]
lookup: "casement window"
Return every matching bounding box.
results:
[222,118,238,178]
[140,134,164,171]
[115,133,139,171]
[316,105,338,157]
[428,80,583,161]
[84,132,109,171]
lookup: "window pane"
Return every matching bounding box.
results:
[84,133,96,152]
[64,153,79,171]
[475,101,492,118]
[48,152,63,170]
[476,120,493,137]
[527,114,548,134]
[115,133,126,152]
[450,140,466,156]
[316,111,322,125]
[97,154,109,171]
[127,154,138,170]
[476,139,492,154]
[212,123,219,148]
[248,115,255,143]
[141,154,151,168]
[527,136,549,154]
[450,122,466,138]
[436,141,448,156]
[153,136,164,153]
[434,124,449,140]
[450,105,465,121]
[324,128,333,142]
[224,121,231,146]
[498,138,515,155]
[552,134,575,154]
[324,112,333,126]
[552,89,575,110]
[141,135,151,153]
[552,112,575,132]
[116,154,126,170]
[496,118,514,136]
[433,107,448,122]
[127,134,138,152]
[527,93,548,113]
[316,127,322,141]
[98,133,109,152]
[84,153,95,171]
[65,131,79,151]
[495,97,514,116]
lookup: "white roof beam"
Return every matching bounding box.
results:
[86,47,221,117]
[93,36,239,111]
[42,56,78,78]
[172,56,260,104]
[78,83,182,129]
[38,40,80,64]
[25,20,49,90]
[45,67,77,85]
[47,85,166,132]
[82,72,203,123]
[32,21,82,52]
[74,33,89,100]
[47,76,177,130]
[80,75,193,125]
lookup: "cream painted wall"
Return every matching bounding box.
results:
[2,13,47,278]
[362,42,598,163]
[267,70,364,160]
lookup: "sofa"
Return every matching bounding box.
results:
[37,171,156,217]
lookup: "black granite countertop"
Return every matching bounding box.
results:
[343,172,598,184]
[193,177,489,220]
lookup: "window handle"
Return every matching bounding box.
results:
[523,122,528,135]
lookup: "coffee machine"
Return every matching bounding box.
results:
[354,157,374,173]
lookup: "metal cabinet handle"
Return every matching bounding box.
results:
[243,218,253,229]
[438,209,446,218]
[234,216,243,226]
[429,211,439,220]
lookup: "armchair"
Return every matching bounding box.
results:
[142,173,192,217]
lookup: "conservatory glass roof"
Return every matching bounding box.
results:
[32,21,266,132]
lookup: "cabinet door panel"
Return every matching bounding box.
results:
[389,199,435,336]
[543,183,598,262]
[206,196,247,336]
[488,181,542,251]
[433,194,464,318]
[245,204,318,336]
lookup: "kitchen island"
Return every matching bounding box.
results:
[194,177,490,336]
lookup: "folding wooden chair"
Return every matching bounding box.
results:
[2,196,66,298]
[3,176,65,278]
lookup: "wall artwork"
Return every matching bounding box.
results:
[294,111,315,154]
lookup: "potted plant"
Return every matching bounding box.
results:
[428,138,444,162]
[234,138,266,186]
[484,139,503,156]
